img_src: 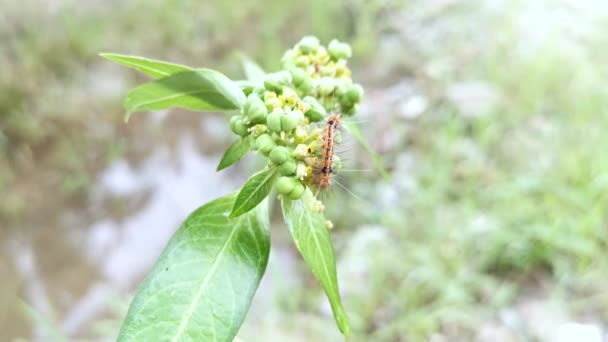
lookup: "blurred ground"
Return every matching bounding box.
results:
[1,0,608,341]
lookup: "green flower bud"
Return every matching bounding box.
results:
[276,176,297,195]
[297,36,320,54]
[264,71,292,93]
[303,96,327,122]
[266,109,283,132]
[230,116,249,137]
[269,146,291,164]
[281,50,297,70]
[255,134,275,156]
[340,83,364,106]
[287,181,305,199]
[279,159,297,176]
[328,39,352,60]
[289,69,313,94]
[276,175,305,199]
[296,75,313,94]
[244,94,263,114]
[281,110,304,132]
[343,103,359,116]
[290,68,308,86]
[318,77,336,97]
[247,102,268,124]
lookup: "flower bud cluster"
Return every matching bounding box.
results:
[229,36,363,200]
[281,36,363,116]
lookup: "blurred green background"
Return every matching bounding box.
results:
[2,0,608,341]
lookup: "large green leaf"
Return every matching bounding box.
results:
[216,138,251,171]
[118,194,271,342]
[343,121,391,181]
[100,53,192,79]
[281,190,351,337]
[230,167,277,218]
[124,69,246,121]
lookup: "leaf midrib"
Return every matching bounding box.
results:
[121,61,174,77]
[100,54,191,78]
[300,209,338,304]
[130,89,223,109]
[170,219,241,342]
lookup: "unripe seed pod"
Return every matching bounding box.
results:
[318,77,336,97]
[269,146,291,164]
[230,116,249,137]
[303,96,327,122]
[255,134,275,156]
[266,109,283,132]
[287,181,305,199]
[278,159,297,176]
[276,176,297,195]
[328,39,352,60]
[297,36,320,54]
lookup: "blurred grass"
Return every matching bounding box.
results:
[2,0,608,341]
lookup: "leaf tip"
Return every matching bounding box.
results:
[216,160,228,172]
[123,112,132,123]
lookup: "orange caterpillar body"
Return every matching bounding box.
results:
[318,113,341,190]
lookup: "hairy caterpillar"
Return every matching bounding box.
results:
[317,113,341,190]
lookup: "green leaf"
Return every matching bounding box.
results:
[343,121,391,181]
[217,138,251,171]
[239,54,266,82]
[100,53,192,79]
[124,69,246,121]
[281,190,351,337]
[118,193,271,342]
[230,167,277,218]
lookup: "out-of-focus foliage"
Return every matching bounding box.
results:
[3,0,608,341]
[0,0,392,224]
